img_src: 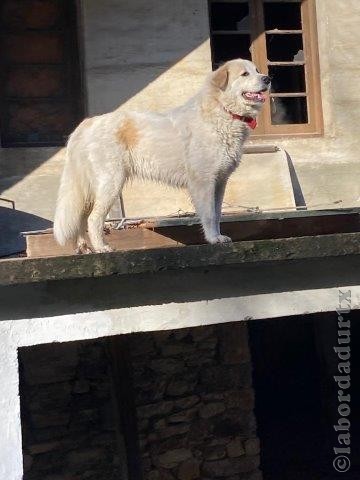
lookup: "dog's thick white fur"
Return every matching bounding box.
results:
[54,59,270,253]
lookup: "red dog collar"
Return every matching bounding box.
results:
[225,109,257,129]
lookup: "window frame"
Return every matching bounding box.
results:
[209,0,324,138]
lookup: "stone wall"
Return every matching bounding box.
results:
[19,340,127,480]
[18,323,261,480]
[129,323,262,480]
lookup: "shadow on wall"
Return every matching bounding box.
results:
[0,0,213,234]
[82,0,213,114]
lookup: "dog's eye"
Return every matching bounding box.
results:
[241,71,249,77]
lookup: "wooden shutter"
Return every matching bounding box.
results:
[0,0,84,147]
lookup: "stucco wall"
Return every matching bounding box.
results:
[1,0,360,230]
[81,0,360,160]
[80,0,360,210]
[82,0,211,114]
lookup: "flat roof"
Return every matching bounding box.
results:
[1,208,360,286]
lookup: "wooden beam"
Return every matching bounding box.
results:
[26,228,183,258]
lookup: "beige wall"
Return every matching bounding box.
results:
[1,0,360,224]
[81,0,360,212]
[82,0,212,114]
[82,0,295,216]
[82,0,360,163]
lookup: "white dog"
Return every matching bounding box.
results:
[54,59,270,253]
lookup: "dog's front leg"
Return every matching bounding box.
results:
[189,180,232,244]
[215,177,229,235]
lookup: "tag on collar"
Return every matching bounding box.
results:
[227,109,258,130]
[246,117,257,130]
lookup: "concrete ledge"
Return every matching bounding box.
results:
[2,231,360,286]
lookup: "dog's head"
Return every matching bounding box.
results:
[210,59,270,117]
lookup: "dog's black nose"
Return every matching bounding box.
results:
[262,75,271,85]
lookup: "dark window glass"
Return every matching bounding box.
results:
[264,2,302,30]
[266,34,303,62]
[269,65,306,93]
[211,2,250,31]
[271,97,308,124]
[212,34,252,67]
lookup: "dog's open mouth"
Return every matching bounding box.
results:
[242,90,267,103]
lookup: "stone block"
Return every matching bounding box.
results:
[158,424,190,440]
[177,458,200,480]
[224,388,255,411]
[191,326,215,342]
[166,378,197,397]
[202,455,260,477]
[219,323,250,365]
[137,401,174,420]
[244,438,260,456]
[73,379,90,394]
[31,412,70,428]
[200,365,251,392]
[226,438,245,458]
[199,402,225,419]
[188,419,212,444]
[21,343,79,385]
[152,436,188,455]
[184,351,214,367]
[174,396,200,410]
[66,447,105,467]
[135,376,168,404]
[167,407,198,424]
[145,469,176,480]
[150,358,185,375]
[202,445,226,461]
[172,329,190,341]
[28,441,61,455]
[161,343,195,357]
[29,382,72,411]
[157,448,193,469]
[130,334,157,357]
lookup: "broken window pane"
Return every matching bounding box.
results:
[264,2,302,30]
[210,2,250,31]
[269,65,306,93]
[266,34,303,62]
[212,34,252,66]
[271,97,308,124]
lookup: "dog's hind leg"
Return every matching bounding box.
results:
[87,176,125,253]
[76,214,93,254]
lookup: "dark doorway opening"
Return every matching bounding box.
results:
[249,311,360,479]
[18,337,141,480]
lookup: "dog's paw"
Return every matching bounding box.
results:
[208,234,232,244]
[76,242,93,255]
[95,244,114,253]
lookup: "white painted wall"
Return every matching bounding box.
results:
[1,285,360,479]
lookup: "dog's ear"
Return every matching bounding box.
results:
[211,64,229,91]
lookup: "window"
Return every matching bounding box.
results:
[208,0,323,137]
[0,0,84,147]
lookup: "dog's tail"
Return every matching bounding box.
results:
[53,148,87,247]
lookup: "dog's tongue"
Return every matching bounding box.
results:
[244,91,266,102]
